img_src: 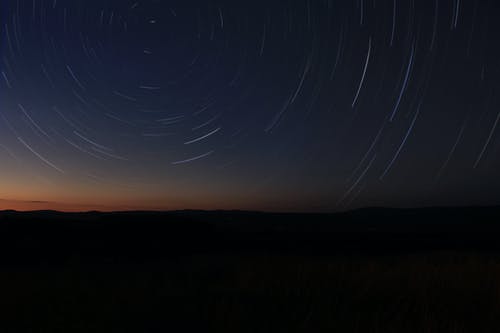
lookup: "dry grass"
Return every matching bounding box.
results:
[1,252,500,332]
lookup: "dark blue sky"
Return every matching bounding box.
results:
[0,0,499,211]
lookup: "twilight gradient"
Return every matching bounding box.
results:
[1,0,499,211]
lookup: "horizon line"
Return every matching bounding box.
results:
[1,205,499,215]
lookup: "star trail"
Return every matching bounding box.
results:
[0,0,499,211]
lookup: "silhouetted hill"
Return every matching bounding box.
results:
[1,207,500,332]
[0,206,499,265]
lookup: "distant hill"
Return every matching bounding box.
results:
[0,206,500,265]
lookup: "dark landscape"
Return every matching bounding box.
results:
[2,1,500,330]
[1,207,500,332]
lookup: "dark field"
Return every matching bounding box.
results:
[1,207,500,332]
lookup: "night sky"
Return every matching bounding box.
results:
[1,0,499,212]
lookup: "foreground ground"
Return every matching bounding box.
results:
[0,207,499,332]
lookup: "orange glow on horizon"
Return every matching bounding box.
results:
[0,195,188,212]
[0,197,315,213]
[0,198,180,212]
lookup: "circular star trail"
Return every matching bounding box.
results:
[0,0,499,211]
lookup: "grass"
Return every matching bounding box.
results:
[1,251,500,332]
